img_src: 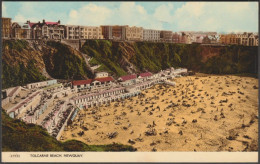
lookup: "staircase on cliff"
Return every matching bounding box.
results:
[60,40,97,74]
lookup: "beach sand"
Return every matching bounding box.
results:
[61,73,258,151]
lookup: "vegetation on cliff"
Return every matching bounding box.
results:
[2,111,136,151]
[2,60,47,89]
[3,39,29,51]
[2,40,257,89]
[81,40,127,76]
[2,40,46,88]
[81,40,258,77]
[2,40,94,89]
[45,41,94,80]
[201,45,258,74]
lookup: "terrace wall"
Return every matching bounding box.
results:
[56,107,75,140]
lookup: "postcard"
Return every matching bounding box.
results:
[1,1,258,163]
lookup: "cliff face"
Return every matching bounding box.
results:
[2,40,94,89]
[2,40,45,69]
[81,40,258,77]
[43,41,94,80]
[200,45,224,62]
[2,39,258,88]
[2,40,47,89]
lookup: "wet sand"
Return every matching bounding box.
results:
[61,73,258,151]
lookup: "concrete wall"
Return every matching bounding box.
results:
[56,107,75,140]
[1,97,10,107]
[47,79,57,85]
[9,86,22,101]
[60,39,87,50]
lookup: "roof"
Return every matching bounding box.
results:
[15,22,31,30]
[45,22,59,25]
[72,79,93,86]
[29,22,36,28]
[72,76,114,86]
[2,17,11,20]
[30,21,60,29]
[94,76,114,83]
[119,74,137,81]
[72,87,125,101]
[139,72,153,78]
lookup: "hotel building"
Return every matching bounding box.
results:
[125,26,143,41]
[30,20,65,39]
[143,29,160,42]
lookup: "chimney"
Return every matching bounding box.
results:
[58,20,60,24]
[43,19,45,23]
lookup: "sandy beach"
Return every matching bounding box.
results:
[61,73,258,151]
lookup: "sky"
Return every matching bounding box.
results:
[2,1,259,33]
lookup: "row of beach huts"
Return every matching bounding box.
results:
[1,67,189,139]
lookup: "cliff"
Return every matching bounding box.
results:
[2,40,94,89]
[81,40,258,77]
[2,39,258,89]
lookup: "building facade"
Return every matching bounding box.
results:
[202,35,218,44]
[83,26,103,39]
[172,32,181,43]
[30,20,65,39]
[255,36,258,46]
[95,72,109,78]
[160,30,173,42]
[11,22,31,39]
[194,35,204,43]
[101,25,126,40]
[112,25,126,40]
[202,36,211,44]
[143,29,160,42]
[220,32,258,46]
[2,17,12,38]
[178,32,192,44]
[101,25,113,40]
[125,26,143,41]
[65,25,84,39]
[65,25,103,40]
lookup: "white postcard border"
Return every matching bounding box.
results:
[1,152,258,163]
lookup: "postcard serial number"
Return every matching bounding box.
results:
[10,154,20,158]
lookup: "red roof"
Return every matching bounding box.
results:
[29,23,36,28]
[72,79,93,86]
[45,22,59,25]
[119,74,137,81]
[139,72,153,78]
[94,76,114,83]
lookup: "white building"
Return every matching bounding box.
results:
[65,25,84,39]
[118,74,137,86]
[95,72,109,78]
[26,80,57,89]
[143,29,161,42]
